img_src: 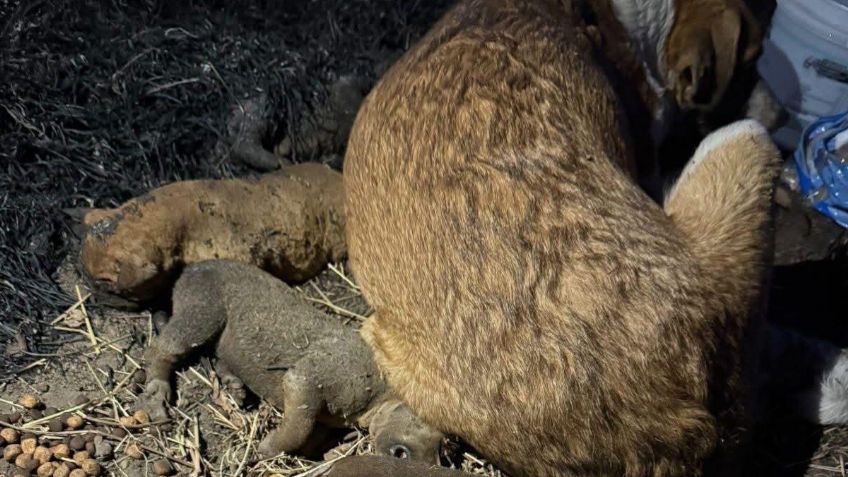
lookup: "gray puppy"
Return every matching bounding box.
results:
[141,260,443,461]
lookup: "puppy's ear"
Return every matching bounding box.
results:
[62,207,96,238]
[62,207,95,222]
[667,2,762,110]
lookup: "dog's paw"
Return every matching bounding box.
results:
[221,373,248,407]
[140,378,172,422]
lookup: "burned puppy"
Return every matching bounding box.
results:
[79,163,346,304]
[140,260,443,461]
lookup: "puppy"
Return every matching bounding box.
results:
[141,260,443,461]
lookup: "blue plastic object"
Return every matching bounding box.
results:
[793,110,848,228]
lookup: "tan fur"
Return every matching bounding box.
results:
[80,163,346,302]
[344,0,780,475]
[665,0,762,110]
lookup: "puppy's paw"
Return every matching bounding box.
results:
[140,379,172,422]
[221,374,248,407]
[257,431,285,460]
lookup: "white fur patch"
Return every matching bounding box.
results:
[609,0,675,85]
[608,0,676,142]
[804,352,848,425]
[665,119,767,202]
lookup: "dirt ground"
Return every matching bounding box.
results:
[3,0,848,476]
[0,257,503,476]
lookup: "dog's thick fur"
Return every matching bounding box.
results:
[344,0,780,475]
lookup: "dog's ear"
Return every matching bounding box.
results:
[711,4,762,102]
[63,207,96,238]
[63,207,122,238]
[709,8,743,107]
[666,1,762,110]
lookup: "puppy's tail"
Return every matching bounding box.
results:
[663,120,781,307]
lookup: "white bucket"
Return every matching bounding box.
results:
[757,0,848,149]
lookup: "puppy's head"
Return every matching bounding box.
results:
[665,0,762,111]
[80,207,172,303]
[368,400,444,464]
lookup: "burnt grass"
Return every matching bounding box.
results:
[0,0,453,370]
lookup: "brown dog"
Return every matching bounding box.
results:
[344,1,778,476]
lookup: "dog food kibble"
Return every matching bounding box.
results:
[72,451,90,465]
[118,416,137,428]
[8,412,22,424]
[152,459,174,476]
[69,470,87,477]
[15,452,39,472]
[3,444,22,462]
[51,443,70,460]
[53,463,72,477]
[80,459,100,476]
[124,443,143,460]
[48,419,64,433]
[84,442,95,455]
[132,410,150,425]
[68,437,85,451]
[21,436,38,454]
[37,462,55,477]
[0,428,19,444]
[33,446,52,464]
[65,415,84,430]
[19,394,40,410]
